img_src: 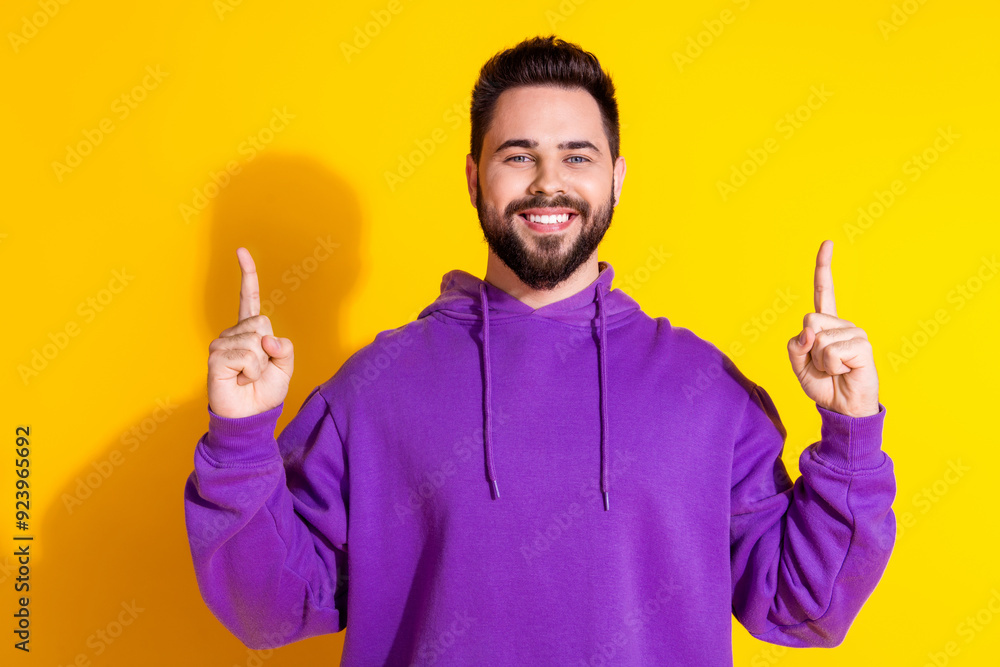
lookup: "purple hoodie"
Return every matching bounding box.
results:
[184,260,895,665]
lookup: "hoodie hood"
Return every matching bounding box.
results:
[418,261,641,511]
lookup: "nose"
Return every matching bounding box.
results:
[529,158,566,198]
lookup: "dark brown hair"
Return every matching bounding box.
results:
[469,35,620,165]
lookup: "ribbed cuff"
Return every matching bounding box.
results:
[202,402,285,464]
[812,402,887,471]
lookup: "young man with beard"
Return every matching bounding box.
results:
[184,35,894,665]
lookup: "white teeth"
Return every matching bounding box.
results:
[526,213,571,224]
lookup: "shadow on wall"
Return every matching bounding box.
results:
[38,152,364,666]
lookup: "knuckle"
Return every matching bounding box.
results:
[818,328,841,341]
[244,355,260,374]
[210,336,234,351]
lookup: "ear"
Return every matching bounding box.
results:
[612,155,626,207]
[465,153,478,208]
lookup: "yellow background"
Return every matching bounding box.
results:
[3,0,998,664]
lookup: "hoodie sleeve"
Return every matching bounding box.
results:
[729,383,894,647]
[183,385,348,649]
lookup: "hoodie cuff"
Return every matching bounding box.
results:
[812,402,887,471]
[202,402,285,464]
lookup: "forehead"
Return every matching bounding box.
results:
[488,85,606,148]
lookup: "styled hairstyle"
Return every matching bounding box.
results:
[469,35,620,165]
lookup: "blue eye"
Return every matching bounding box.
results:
[505,155,591,163]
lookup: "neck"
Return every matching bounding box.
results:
[483,251,602,309]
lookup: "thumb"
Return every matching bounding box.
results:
[787,326,813,377]
[263,335,294,374]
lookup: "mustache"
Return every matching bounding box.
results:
[503,195,591,218]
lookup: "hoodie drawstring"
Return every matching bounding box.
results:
[479,283,500,500]
[596,282,610,511]
[477,280,611,511]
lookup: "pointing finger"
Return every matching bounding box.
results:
[237,247,261,323]
[814,239,837,317]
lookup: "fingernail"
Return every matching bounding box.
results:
[798,331,807,345]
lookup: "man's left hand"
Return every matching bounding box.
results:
[787,240,880,418]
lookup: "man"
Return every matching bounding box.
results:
[184,35,894,665]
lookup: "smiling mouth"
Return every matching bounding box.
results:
[517,208,580,225]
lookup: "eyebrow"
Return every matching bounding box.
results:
[493,138,602,155]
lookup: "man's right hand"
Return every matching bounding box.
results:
[207,247,295,419]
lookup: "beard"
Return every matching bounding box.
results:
[476,179,616,291]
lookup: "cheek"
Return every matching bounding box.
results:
[577,179,610,205]
[486,169,526,193]
[484,175,527,208]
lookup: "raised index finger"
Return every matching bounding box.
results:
[813,239,837,317]
[236,247,260,322]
